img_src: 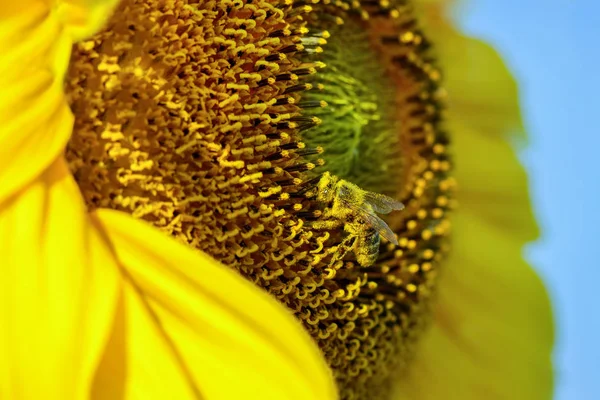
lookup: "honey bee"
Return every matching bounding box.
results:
[311,172,404,267]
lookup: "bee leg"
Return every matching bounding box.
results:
[311,218,343,231]
[343,225,380,267]
[320,207,334,219]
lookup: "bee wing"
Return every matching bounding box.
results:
[340,198,399,246]
[363,191,404,214]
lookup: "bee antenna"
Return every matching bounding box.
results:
[302,175,322,187]
[294,175,322,194]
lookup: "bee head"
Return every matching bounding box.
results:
[316,171,337,203]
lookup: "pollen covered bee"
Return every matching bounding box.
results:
[311,172,404,267]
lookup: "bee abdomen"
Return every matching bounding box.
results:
[355,230,381,267]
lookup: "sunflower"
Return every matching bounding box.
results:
[0,0,553,400]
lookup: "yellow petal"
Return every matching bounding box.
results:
[0,159,121,400]
[392,2,554,399]
[414,1,538,242]
[91,209,339,400]
[2,2,337,399]
[416,2,524,139]
[0,2,73,204]
[55,0,120,41]
[0,0,118,204]
[392,211,553,400]
[0,158,337,400]
[1,2,122,398]
[452,119,539,243]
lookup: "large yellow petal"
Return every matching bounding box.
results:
[0,3,121,398]
[0,159,121,400]
[392,2,554,399]
[392,211,553,400]
[452,119,538,243]
[415,0,540,293]
[416,2,525,139]
[0,0,118,204]
[412,1,538,241]
[0,159,338,400]
[1,1,338,399]
[0,2,73,204]
[56,0,121,41]
[91,210,339,400]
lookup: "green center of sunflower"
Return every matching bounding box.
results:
[64,1,454,399]
[301,17,402,195]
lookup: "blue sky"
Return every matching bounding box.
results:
[454,1,600,399]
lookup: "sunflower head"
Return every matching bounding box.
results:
[66,0,451,398]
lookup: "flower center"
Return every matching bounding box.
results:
[65,1,454,399]
[300,16,402,195]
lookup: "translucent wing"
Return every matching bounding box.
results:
[339,197,399,246]
[363,191,404,214]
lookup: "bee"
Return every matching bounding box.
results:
[311,172,404,267]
